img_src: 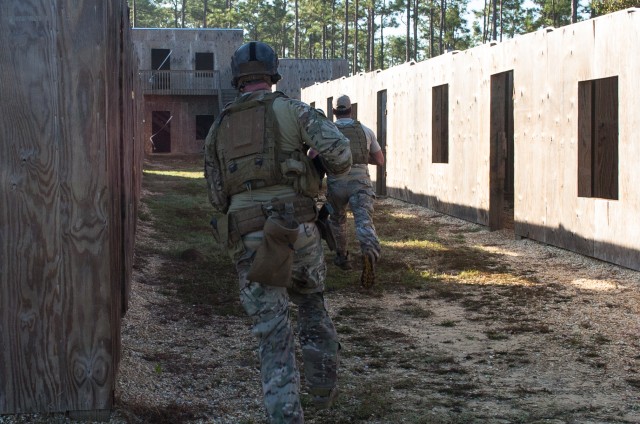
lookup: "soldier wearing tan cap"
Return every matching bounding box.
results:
[327,94,385,287]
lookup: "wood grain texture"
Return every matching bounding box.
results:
[1,0,139,414]
[301,10,640,271]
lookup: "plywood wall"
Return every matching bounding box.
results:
[302,9,640,271]
[0,0,142,415]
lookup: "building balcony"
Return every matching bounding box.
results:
[139,70,221,95]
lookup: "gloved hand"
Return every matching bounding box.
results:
[246,215,299,287]
[315,204,336,251]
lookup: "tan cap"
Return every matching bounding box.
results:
[333,94,351,111]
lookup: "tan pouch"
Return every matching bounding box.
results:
[246,216,299,287]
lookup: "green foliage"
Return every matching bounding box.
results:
[128,0,627,76]
[591,0,640,15]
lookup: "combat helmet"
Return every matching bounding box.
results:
[231,41,282,88]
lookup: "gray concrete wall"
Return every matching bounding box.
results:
[132,28,243,91]
[277,59,348,99]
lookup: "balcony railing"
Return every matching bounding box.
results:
[139,70,221,95]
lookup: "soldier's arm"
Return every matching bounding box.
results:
[203,121,230,213]
[288,99,352,175]
[364,125,385,166]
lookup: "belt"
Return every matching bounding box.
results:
[228,195,318,243]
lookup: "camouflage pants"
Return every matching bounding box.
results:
[235,222,340,423]
[327,177,381,259]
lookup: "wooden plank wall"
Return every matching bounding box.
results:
[302,9,640,271]
[0,0,141,415]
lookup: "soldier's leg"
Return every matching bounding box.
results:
[236,233,304,424]
[289,223,340,407]
[349,191,381,260]
[327,181,352,268]
[349,192,381,287]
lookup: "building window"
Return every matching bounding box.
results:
[578,76,618,200]
[196,115,215,140]
[151,48,171,70]
[195,52,214,77]
[326,97,333,121]
[151,49,171,89]
[432,84,449,163]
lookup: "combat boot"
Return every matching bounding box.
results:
[310,386,339,409]
[360,251,376,288]
[333,251,353,270]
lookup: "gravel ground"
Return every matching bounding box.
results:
[2,196,639,423]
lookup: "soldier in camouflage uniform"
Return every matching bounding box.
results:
[327,94,385,287]
[204,41,351,423]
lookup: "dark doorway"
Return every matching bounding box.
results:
[151,111,172,153]
[376,90,388,196]
[578,76,618,200]
[489,71,515,231]
[432,84,449,163]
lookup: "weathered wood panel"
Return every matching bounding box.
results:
[0,0,140,414]
[302,9,640,271]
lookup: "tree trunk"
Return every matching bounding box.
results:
[368,6,375,70]
[354,0,359,72]
[322,0,328,59]
[430,0,434,57]
[571,0,578,23]
[439,0,445,53]
[491,0,497,41]
[406,0,411,61]
[344,0,349,63]
[482,0,488,43]
[332,0,336,58]
[181,0,186,28]
[295,0,300,58]
[380,0,385,69]
[499,0,503,41]
[413,0,418,60]
[203,0,208,27]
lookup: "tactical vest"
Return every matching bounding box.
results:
[213,91,319,198]
[335,121,369,164]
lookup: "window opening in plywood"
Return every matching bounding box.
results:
[432,84,449,163]
[327,97,333,121]
[376,89,388,196]
[489,71,515,231]
[578,76,618,200]
[310,102,315,108]
[351,103,358,120]
[196,115,215,140]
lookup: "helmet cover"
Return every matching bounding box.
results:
[231,41,282,88]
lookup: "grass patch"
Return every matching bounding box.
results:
[136,155,242,317]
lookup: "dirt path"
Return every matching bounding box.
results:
[113,194,640,423]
